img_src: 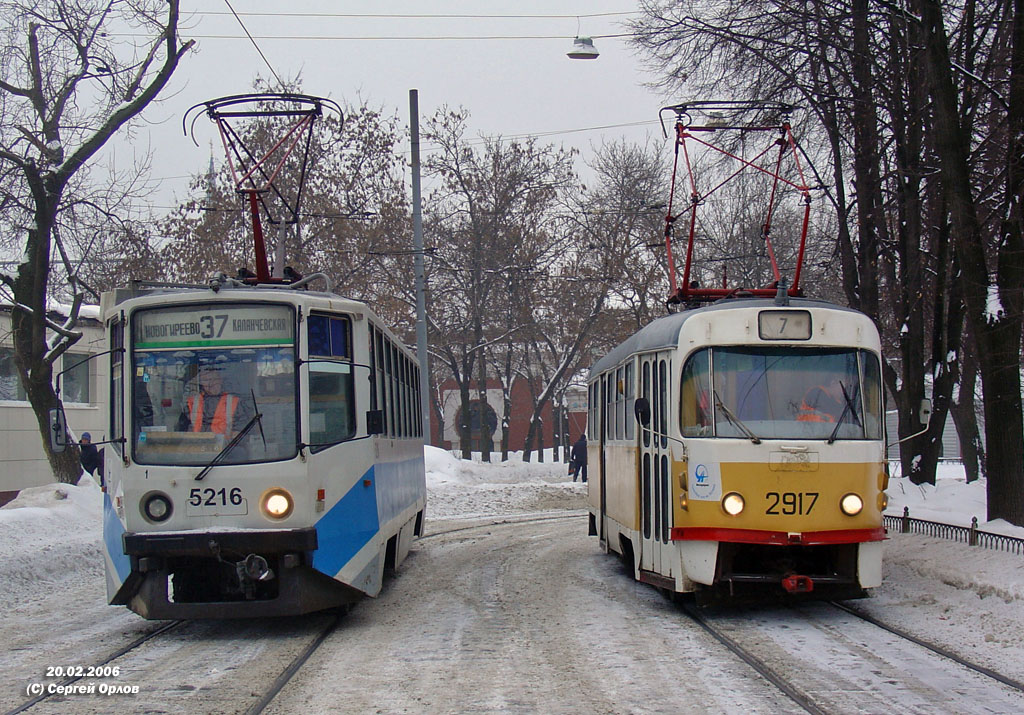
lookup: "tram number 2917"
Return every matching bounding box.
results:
[765,491,818,515]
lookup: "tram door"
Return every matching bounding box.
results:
[639,352,672,575]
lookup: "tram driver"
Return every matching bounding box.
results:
[176,363,252,437]
[797,377,848,424]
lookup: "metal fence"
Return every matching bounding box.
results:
[883,507,1024,556]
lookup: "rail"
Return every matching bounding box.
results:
[883,507,1024,556]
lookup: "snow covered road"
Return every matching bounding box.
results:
[2,451,1023,713]
[268,514,801,714]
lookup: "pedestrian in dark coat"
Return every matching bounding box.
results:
[79,432,100,476]
[569,433,588,483]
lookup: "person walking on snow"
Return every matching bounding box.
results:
[569,433,588,483]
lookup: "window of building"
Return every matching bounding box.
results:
[62,352,91,404]
[0,347,26,401]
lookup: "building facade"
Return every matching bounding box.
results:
[436,377,587,456]
[0,305,106,503]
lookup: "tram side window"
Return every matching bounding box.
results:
[397,353,405,438]
[401,352,411,438]
[369,327,421,440]
[861,352,883,440]
[658,360,668,448]
[388,342,399,438]
[404,354,412,437]
[413,356,421,438]
[109,321,124,456]
[610,366,618,440]
[307,315,355,450]
[602,372,610,440]
[642,361,651,448]
[373,329,387,435]
[387,341,396,438]
[368,331,378,412]
[624,362,635,441]
[390,344,400,438]
[680,349,711,437]
[588,382,597,438]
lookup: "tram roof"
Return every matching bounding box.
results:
[589,297,865,378]
[101,284,367,313]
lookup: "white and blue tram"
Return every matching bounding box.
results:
[99,280,426,618]
[587,296,889,602]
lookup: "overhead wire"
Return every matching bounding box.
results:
[112,33,634,41]
[132,8,656,191]
[221,0,284,88]
[189,11,634,20]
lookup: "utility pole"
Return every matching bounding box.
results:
[410,89,432,443]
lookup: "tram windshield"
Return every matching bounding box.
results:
[130,304,297,465]
[680,347,882,440]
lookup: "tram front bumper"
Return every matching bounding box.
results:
[122,527,318,558]
[112,528,358,619]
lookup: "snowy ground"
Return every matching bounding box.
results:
[2,449,1024,710]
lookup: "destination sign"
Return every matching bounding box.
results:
[133,304,294,348]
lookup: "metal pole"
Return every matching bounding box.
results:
[273,223,287,279]
[410,89,432,443]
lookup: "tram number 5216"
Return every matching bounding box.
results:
[765,491,818,515]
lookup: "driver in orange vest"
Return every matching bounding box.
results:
[797,377,847,423]
[177,366,241,435]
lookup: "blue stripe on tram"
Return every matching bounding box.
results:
[313,466,381,577]
[103,494,132,582]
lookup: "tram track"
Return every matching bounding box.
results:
[248,513,586,711]
[8,612,348,715]
[5,620,184,715]
[679,598,1024,714]
[243,612,343,715]
[6,513,581,715]
[830,600,1024,694]
[680,602,826,715]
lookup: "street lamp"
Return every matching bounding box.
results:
[567,36,599,60]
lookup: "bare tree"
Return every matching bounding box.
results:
[423,108,574,461]
[0,0,192,483]
[518,140,669,462]
[918,0,1024,524]
[628,1,989,491]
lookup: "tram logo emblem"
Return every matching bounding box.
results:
[691,463,720,500]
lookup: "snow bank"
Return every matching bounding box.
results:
[0,476,105,606]
[425,446,587,519]
[886,462,1024,538]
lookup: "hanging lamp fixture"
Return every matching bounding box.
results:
[567,36,599,60]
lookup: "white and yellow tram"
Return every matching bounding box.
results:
[97,280,426,618]
[587,296,887,602]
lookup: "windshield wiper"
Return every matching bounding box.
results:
[827,381,862,444]
[713,390,761,444]
[195,391,265,481]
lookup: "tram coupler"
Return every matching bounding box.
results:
[781,574,814,594]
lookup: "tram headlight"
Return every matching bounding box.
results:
[261,488,294,520]
[722,492,745,516]
[141,492,173,523]
[840,493,864,516]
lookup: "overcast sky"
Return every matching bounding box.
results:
[109,1,674,214]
